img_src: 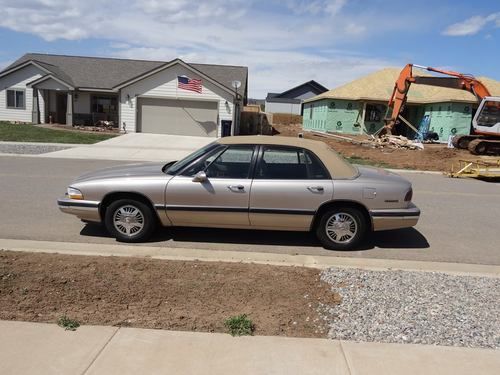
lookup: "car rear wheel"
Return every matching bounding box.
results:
[104,199,156,242]
[316,207,367,250]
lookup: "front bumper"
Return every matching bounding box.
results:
[57,198,101,223]
[370,203,420,231]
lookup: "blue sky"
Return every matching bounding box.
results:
[0,0,498,97]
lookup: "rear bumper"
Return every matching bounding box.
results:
[370,203,420,231]
[57,198,101,223]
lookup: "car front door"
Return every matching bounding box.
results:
[165,145,256,227]
[249,145,334,230]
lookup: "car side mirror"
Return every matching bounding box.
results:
[192,171,207,183]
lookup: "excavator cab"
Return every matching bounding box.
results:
[474,97,500,134]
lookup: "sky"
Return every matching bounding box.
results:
[0,0,498,98]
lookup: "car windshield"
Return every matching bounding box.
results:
[165,142,219,175]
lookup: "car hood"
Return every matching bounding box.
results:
[355,165,411,185]
[73,162,168,183]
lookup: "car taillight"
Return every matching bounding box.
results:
[404,188,413,202]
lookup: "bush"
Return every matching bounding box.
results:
[57,315,80,331]
[224,314,254,336]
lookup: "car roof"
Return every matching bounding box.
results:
[217,136,358,179]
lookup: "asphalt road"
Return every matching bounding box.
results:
[1,155,499,265]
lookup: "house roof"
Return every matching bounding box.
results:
[2,53,248,96]
[266,80,328,102]
[305,68,500,105]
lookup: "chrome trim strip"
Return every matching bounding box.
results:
[370,203,420,218]
[57,199,99,208]
[165,205,315,215]
[249,208,315,215]
[166,206,247,213]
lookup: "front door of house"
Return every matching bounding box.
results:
[56,93,67,124]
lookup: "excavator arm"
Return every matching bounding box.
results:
[384,64,492,133]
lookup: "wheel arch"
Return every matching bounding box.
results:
[99,191,160,223]
[310,200,372,231]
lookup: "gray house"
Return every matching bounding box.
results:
[0,53,248,137]
[265,80,328,115]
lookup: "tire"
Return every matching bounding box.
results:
[315,207,367,250]
[104,199,156,243]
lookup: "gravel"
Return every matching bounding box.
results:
[319,268,500,349]
[0,144,72,155]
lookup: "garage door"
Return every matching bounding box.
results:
[138,98,218,136]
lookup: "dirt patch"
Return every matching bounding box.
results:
[273,123,471,172]
[0,251,340,337]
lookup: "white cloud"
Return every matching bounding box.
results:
[443,13,500,36]
[0,0,400,97]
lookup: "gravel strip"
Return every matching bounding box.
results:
[319,268,500,349]
[0,144,72,155]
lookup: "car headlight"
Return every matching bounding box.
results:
[67,187,84,200]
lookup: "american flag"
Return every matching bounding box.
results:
[177,76,202,93]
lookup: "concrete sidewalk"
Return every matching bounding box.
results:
[39,133,212,162]
[0,321,498,375]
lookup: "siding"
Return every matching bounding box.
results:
[423,102,472,142]
[119,64,235,136]
[0,65,43,123]
[303,99,363,134]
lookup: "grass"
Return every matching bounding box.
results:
[346,155,397,169]
[0,122,117,144]
[224,314,254,336]
[57,315,80,331]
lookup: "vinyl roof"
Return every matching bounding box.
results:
[306,68,500,105]
[218,135,358,179]
[2,53,248,95]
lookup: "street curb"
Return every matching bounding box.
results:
[0,141,81,147]
[1,239,498,278]
[388,168,444,175]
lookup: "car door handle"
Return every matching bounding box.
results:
[228,185,245,192]
[307,186,324,193]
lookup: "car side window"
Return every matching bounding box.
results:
[180,146,226,177]
[256,146,329,180]
[205,146,255,179]
[303,150,330,179]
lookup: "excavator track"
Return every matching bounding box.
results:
[452,135,480,149]
[468,138,500,156]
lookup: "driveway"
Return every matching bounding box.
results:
[39,133,213,162]
[0,155,499,265]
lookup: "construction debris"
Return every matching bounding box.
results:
[311,131,424,150]
[369,135,424,150]
[448,158,500,179]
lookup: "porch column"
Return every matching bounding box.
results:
[32,88,39,124]
[66,91,73,126]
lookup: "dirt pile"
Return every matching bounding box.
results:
[273,123,471,172]
[0,251,340,338]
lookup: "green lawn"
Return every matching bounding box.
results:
[0,122,118,144]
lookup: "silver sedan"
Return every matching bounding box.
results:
[58,136,420,250]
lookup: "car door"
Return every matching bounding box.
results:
[249,145,333,230]
[165,145,256,227]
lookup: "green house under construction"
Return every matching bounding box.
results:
[302,68,500,142]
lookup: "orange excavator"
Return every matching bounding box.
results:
[383,64,500,155]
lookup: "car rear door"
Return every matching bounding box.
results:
[249,145,333,230]
[165,145,256,227]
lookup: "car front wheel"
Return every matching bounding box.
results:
[104,199,156,242]
[316,207,367,250]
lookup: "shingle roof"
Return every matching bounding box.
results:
[3,53,248,95]
[306,68,500,104]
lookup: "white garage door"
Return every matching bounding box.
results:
[138,98,218,136]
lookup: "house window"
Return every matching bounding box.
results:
[6,89,25,109]
[91,95,117,114]
[309,104,314,119]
